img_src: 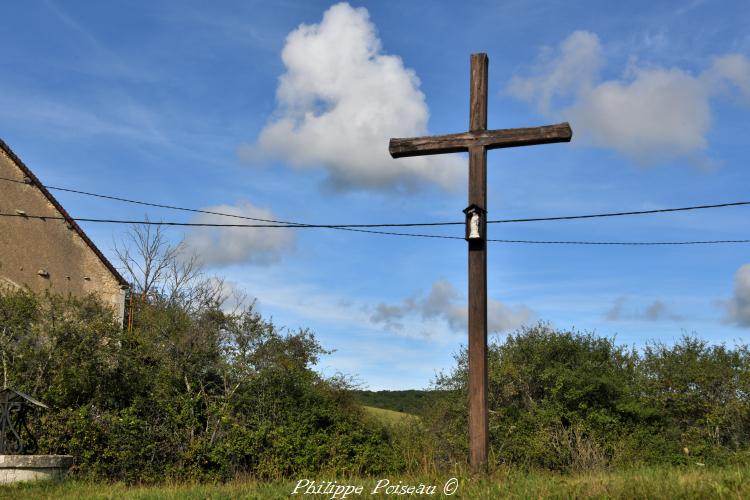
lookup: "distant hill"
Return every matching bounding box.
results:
[352,390,437,415]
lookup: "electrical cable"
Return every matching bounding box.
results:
[1,175,748,228]
[2,212,749,245]
[486,202,750,224]
[486,238,750,245]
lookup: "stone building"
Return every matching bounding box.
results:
[0,139,128,323]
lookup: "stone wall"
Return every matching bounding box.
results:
[0,145,126,323]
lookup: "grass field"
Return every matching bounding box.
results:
[361,405,419,426]
[2,465,749,499]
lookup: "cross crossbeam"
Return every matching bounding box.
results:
[387,53,572,473]
[389,123,571,158]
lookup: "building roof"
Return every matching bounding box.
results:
[0,138,129,288]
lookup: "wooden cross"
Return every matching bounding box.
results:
[388,53,572,471]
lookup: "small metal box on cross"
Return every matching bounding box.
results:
[388,53,572,472]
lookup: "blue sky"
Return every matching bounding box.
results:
[2,1,749,389]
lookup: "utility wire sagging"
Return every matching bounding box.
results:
[2,175,749,227]
[0,176,748,245]
[2,212,749,246]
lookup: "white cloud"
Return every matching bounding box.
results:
[371,279,532,334]
[241,2,463,191]
[508,31,750,164]
[507,31,603,114]
[706,54,750,103]
[727,264,750,327]
[183,201,294,266]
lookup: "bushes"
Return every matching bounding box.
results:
[4,286,749,479]
[0,289,402,482]
[426,323,750,471]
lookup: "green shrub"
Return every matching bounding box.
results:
[5,287,748,479]
[0,289,402,482]
[427,323,750,471]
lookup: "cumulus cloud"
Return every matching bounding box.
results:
[507,31,750,164]
[371,280,532,334]
[183,201,294,266]
[726,264,750,327]
[241,2,463,191]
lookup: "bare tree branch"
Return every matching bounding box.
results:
[113,222,229,312]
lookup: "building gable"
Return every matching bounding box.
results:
[0,139,128,321]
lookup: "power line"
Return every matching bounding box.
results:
[1,175,749,228]
[0,212,431,229]
[3,212,749,245]
[0,211,463,239]
[0,175,434,238]
[3,176,750,244]
[3,175,460,227]
[487,238,750,245]
[0,176,319,227]
[487,202,750,223]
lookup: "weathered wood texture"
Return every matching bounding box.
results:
[386,52,572,474]
[470,53,488,132]
[468,54,489,473]
[388,123,572,158]
[468,145,488,472]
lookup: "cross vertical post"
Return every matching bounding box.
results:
[388,53,572,473]
[467,53,489,471]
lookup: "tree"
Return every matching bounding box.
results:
[427,324,750,470]
[113,222,237,313]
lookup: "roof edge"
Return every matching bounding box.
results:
[0,138,130,288]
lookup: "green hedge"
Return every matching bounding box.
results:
[425,324,750,471]
[0,290,402,482]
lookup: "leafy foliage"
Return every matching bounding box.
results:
[426,323,750,471]
[353,390,432,415]
[0,289,402,482]
[3,282,749,480]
